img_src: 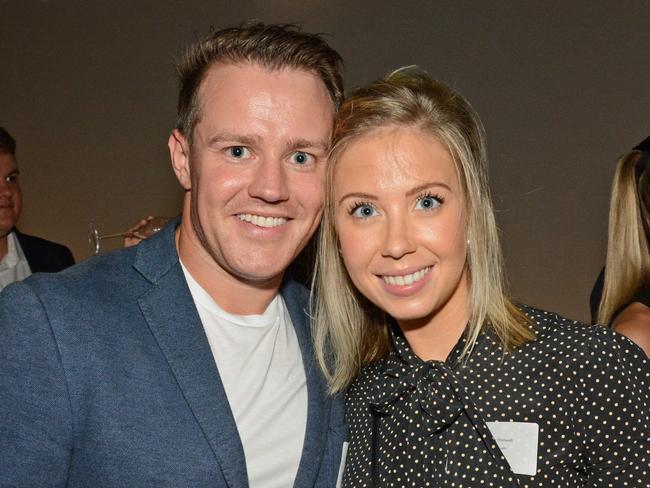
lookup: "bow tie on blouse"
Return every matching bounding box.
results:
[369,328,466,436]
[366,324,520,485]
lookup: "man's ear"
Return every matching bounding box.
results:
[169,129,191,190]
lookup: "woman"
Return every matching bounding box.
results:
[592,136,650,356]
[313,68,649,486]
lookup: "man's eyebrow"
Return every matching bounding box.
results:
[206,133,260,147]
[405,182,452,196]
[285,138,330,153]
[205,134,329,153]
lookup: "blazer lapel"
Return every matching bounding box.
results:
[134,222,248,488]
[14,229,42,272]
[282,281,332,487]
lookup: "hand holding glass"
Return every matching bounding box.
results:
[88,216,170,255]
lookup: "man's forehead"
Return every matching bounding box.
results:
[192,61,335,144]
[0,153,18,174]
[197,60,333,109]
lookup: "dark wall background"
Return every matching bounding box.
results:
[2,0,649,321]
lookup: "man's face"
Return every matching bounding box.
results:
[0,152,22,238]
[170,62,334,284]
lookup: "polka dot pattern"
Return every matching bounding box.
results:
[343,306,650,487]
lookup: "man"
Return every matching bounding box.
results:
[0,23,345,487]
[0,127,74,292]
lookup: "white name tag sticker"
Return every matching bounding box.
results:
[336,441,349,488]
[486,421,539,476]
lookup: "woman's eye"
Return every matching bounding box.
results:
[290,151,313,165]
[415,195,441,210]
[351,204,378,219]
[227,146,250,158]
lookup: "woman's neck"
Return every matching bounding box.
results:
[398,274,470,362]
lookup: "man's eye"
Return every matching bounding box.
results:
[5,175,18,184]
[290,151,313,165]
[227,146,250,158]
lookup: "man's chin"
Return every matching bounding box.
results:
[236,270,285,290]
[0,225,15,238]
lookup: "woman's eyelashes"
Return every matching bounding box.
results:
[347,192,445,219]
[415,192,444,211]
[348,201,378,219]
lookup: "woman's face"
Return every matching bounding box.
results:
[333,126,469,326]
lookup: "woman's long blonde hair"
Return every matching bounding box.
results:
[598,146,650,325]
[312,67,534,393]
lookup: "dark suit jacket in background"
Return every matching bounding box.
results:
[0,220,346,487]
[14,228,75,273]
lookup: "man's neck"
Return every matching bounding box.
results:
[175,224,282,315]
[0,235,8,260]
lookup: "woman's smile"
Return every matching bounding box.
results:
[334,125,469,325]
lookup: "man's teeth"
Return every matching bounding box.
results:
[238,213,287,228]
[382,267,431,286]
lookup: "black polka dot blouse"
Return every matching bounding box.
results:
[343,307,650,487]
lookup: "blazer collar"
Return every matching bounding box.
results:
[132,217,181,284]
[135,218,248,488]
[134,220,334,488]
[281,280,333,487]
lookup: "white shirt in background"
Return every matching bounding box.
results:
[0,231,31,292]
[182,263,308,488]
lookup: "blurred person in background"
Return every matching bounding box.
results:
[591,136,650,356]
[0,126,74,292]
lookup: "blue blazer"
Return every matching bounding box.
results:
[0,221,345,487]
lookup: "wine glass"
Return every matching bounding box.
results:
[88,216,171,255]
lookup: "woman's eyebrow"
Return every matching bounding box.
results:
[337,192,377,205]
[405,182,451,197]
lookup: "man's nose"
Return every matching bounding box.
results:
[248,158,290,203]
[0,179,11,197]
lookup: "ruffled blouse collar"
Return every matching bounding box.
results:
[368,322,470,434]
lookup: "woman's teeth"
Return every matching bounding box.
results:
[382,266,431,286]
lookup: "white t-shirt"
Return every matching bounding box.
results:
[0,232,31,292]
[182,263,307,488]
